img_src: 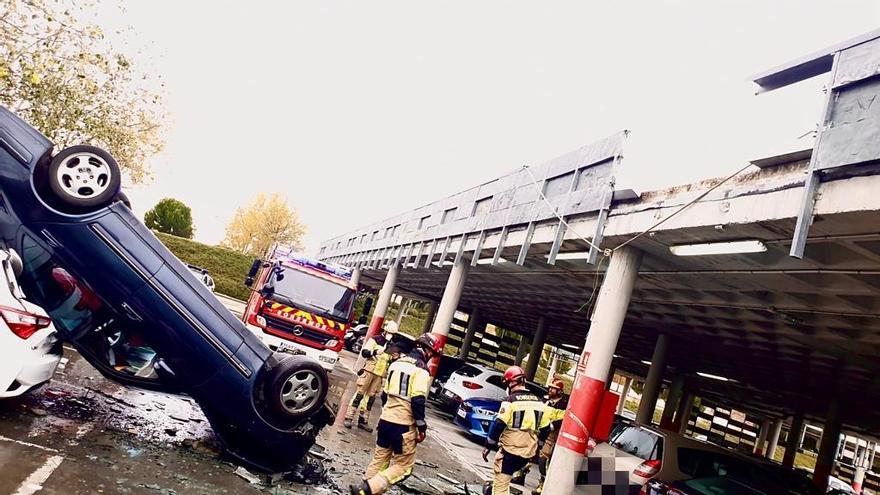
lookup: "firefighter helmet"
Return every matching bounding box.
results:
[503,365,526,385]
[415,333,443,355]
[548,376,565,392]
[383,321,399,335]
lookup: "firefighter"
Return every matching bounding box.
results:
[532,376,568,495]
[481,365,553,495]
[344,320,400,431]
[349,332,443,495]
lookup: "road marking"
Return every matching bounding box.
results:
[0,435,59,453]
[12,455,64,495]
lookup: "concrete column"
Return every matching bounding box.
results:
[544,246,642,495]
[394,297,408,325]
[813,399,842,491]
[616,376,633,415]
[357,263,400,370]
[660,372,686,430]
[525,317,548,381]
[754,418,772,456]
[545,349,560,386]
[351,267,362,288]
[767,417,784,460]
[515,334,530,366]
[636,334,668,425]
[869,442,876,472]
[783,413,805,469]
[853,440,870,493]
[427,259,469,375]
[674,390,695,435]
[457,307,481,360]
[799,422,807,448]
[421,302,438,334]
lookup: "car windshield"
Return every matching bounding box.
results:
[267,266,354,321]
[455,365,483,378]
[609,425,662,460]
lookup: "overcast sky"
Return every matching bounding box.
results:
[108,1,879,255]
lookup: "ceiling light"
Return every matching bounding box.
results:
[697,371,731,382]
[560,343,580,350]
[476,258,508,265]
[641,360,652,366]
[669,240,767,257]
[545,252,590,260]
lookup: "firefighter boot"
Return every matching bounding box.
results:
[345,393,364,429]
[358,396,375,432]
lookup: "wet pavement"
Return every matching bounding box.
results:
[0,343,492,494]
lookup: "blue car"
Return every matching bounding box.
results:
[0,106,333,472]
[454,381,548,439]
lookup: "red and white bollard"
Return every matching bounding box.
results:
[355,262,400,371]
[543,247,642,495]
[427,259,468,375]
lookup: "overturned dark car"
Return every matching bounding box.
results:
[0,106,333,472]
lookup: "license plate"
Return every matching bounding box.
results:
[445,389,455,398]
[457,408,467,418]
[277,342,303,355]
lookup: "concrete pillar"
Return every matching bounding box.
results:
[674,390,695,435]
[869,442,876,472]
[813,399,842,491]
[660,372,686,430]
[525,317,548,381]
[357,263,400,370]
[457,307,481,360]
[421,302,438,334]
[853,440,870,493]
[799,422,807,449]
[515,334,530,366]
[394,297,408,325]
[427,259,469,375]
[351,267,362,288]
[767,417,784,460]
[616,376,633,415]
[754,418,772,456]
[545,349,560,386]
[636,334,668,425]
[783,413,805,469]
[544,246,642,495]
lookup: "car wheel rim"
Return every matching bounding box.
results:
[279,369,321,415]
[56,152,113,199]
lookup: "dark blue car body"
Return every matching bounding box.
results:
[0,106,331,472]
[454,397,501,439]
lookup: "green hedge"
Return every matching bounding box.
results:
[154,232,253,301]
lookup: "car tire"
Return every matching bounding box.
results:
[47,145,121,212]
[352,337,363,354]
[264,354,328,423]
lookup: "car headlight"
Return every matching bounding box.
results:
[473,407,497,416]
[256,316,266,327]
[325,339,338,349]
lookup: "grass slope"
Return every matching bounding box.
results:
[154,232,253,301]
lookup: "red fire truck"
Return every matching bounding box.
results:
[242,245,357,371]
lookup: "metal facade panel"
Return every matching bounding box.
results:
[816,77,880,170]
[833,37,880,89]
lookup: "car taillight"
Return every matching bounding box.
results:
[1,306,52,340]
[462,381,483,390]
[633,459,661,479]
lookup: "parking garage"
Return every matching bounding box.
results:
[319,29,880,494]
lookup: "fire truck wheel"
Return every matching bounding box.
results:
[265,354,329,422]
[46,145,121,213]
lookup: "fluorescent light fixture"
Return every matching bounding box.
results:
[561,343,580,350]
[476,258,508,265]
[640,360,652,366]
[697,371,730,382]
[545,252,590,261]
[669,240,767,257]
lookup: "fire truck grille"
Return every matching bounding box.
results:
[264,315,333,345]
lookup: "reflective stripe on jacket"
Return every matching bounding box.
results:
[488,390,554,458]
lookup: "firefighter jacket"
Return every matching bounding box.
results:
[486,389,554,458]
[360,334,391,377]
[540,394,569,445]
[379,352,430,432]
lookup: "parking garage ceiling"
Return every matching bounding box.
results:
[331,151,880,439]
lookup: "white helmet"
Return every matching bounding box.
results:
[383,321,400,335]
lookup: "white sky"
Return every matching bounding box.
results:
[104,1,879,255]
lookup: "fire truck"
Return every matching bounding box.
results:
[242,245,357,371]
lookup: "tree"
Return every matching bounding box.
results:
[145,198,194,239]
[223,193,306,256]
[0,0,165,183]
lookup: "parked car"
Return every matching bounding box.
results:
[0,248,62,398]
[0,106,332,472]
[437,363,506,411]
[645,469,822,494]
[186,264,215,292]
[582,422,822,494]
[343,323,368,353]
[454,381,548,439]
[428,354,465,400]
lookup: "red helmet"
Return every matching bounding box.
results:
[548,377,565,391]
[503,365,526,384]
[416,333,444,355]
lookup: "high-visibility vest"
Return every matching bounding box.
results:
[383,356,430,401]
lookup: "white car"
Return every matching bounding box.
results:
[438,363,507,410]
[0,249,62,398]
[186,264,216,292]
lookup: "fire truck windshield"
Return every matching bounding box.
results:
[266,267,354,321]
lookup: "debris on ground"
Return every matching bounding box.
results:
[234,466,261,484]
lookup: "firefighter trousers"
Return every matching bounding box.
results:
[345,371,383,422]
[364,420,417,494]
[491,449,530,495]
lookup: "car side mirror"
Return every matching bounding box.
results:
[260,285,274,298]
[244,276,254,287]
[247,259,261,279]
